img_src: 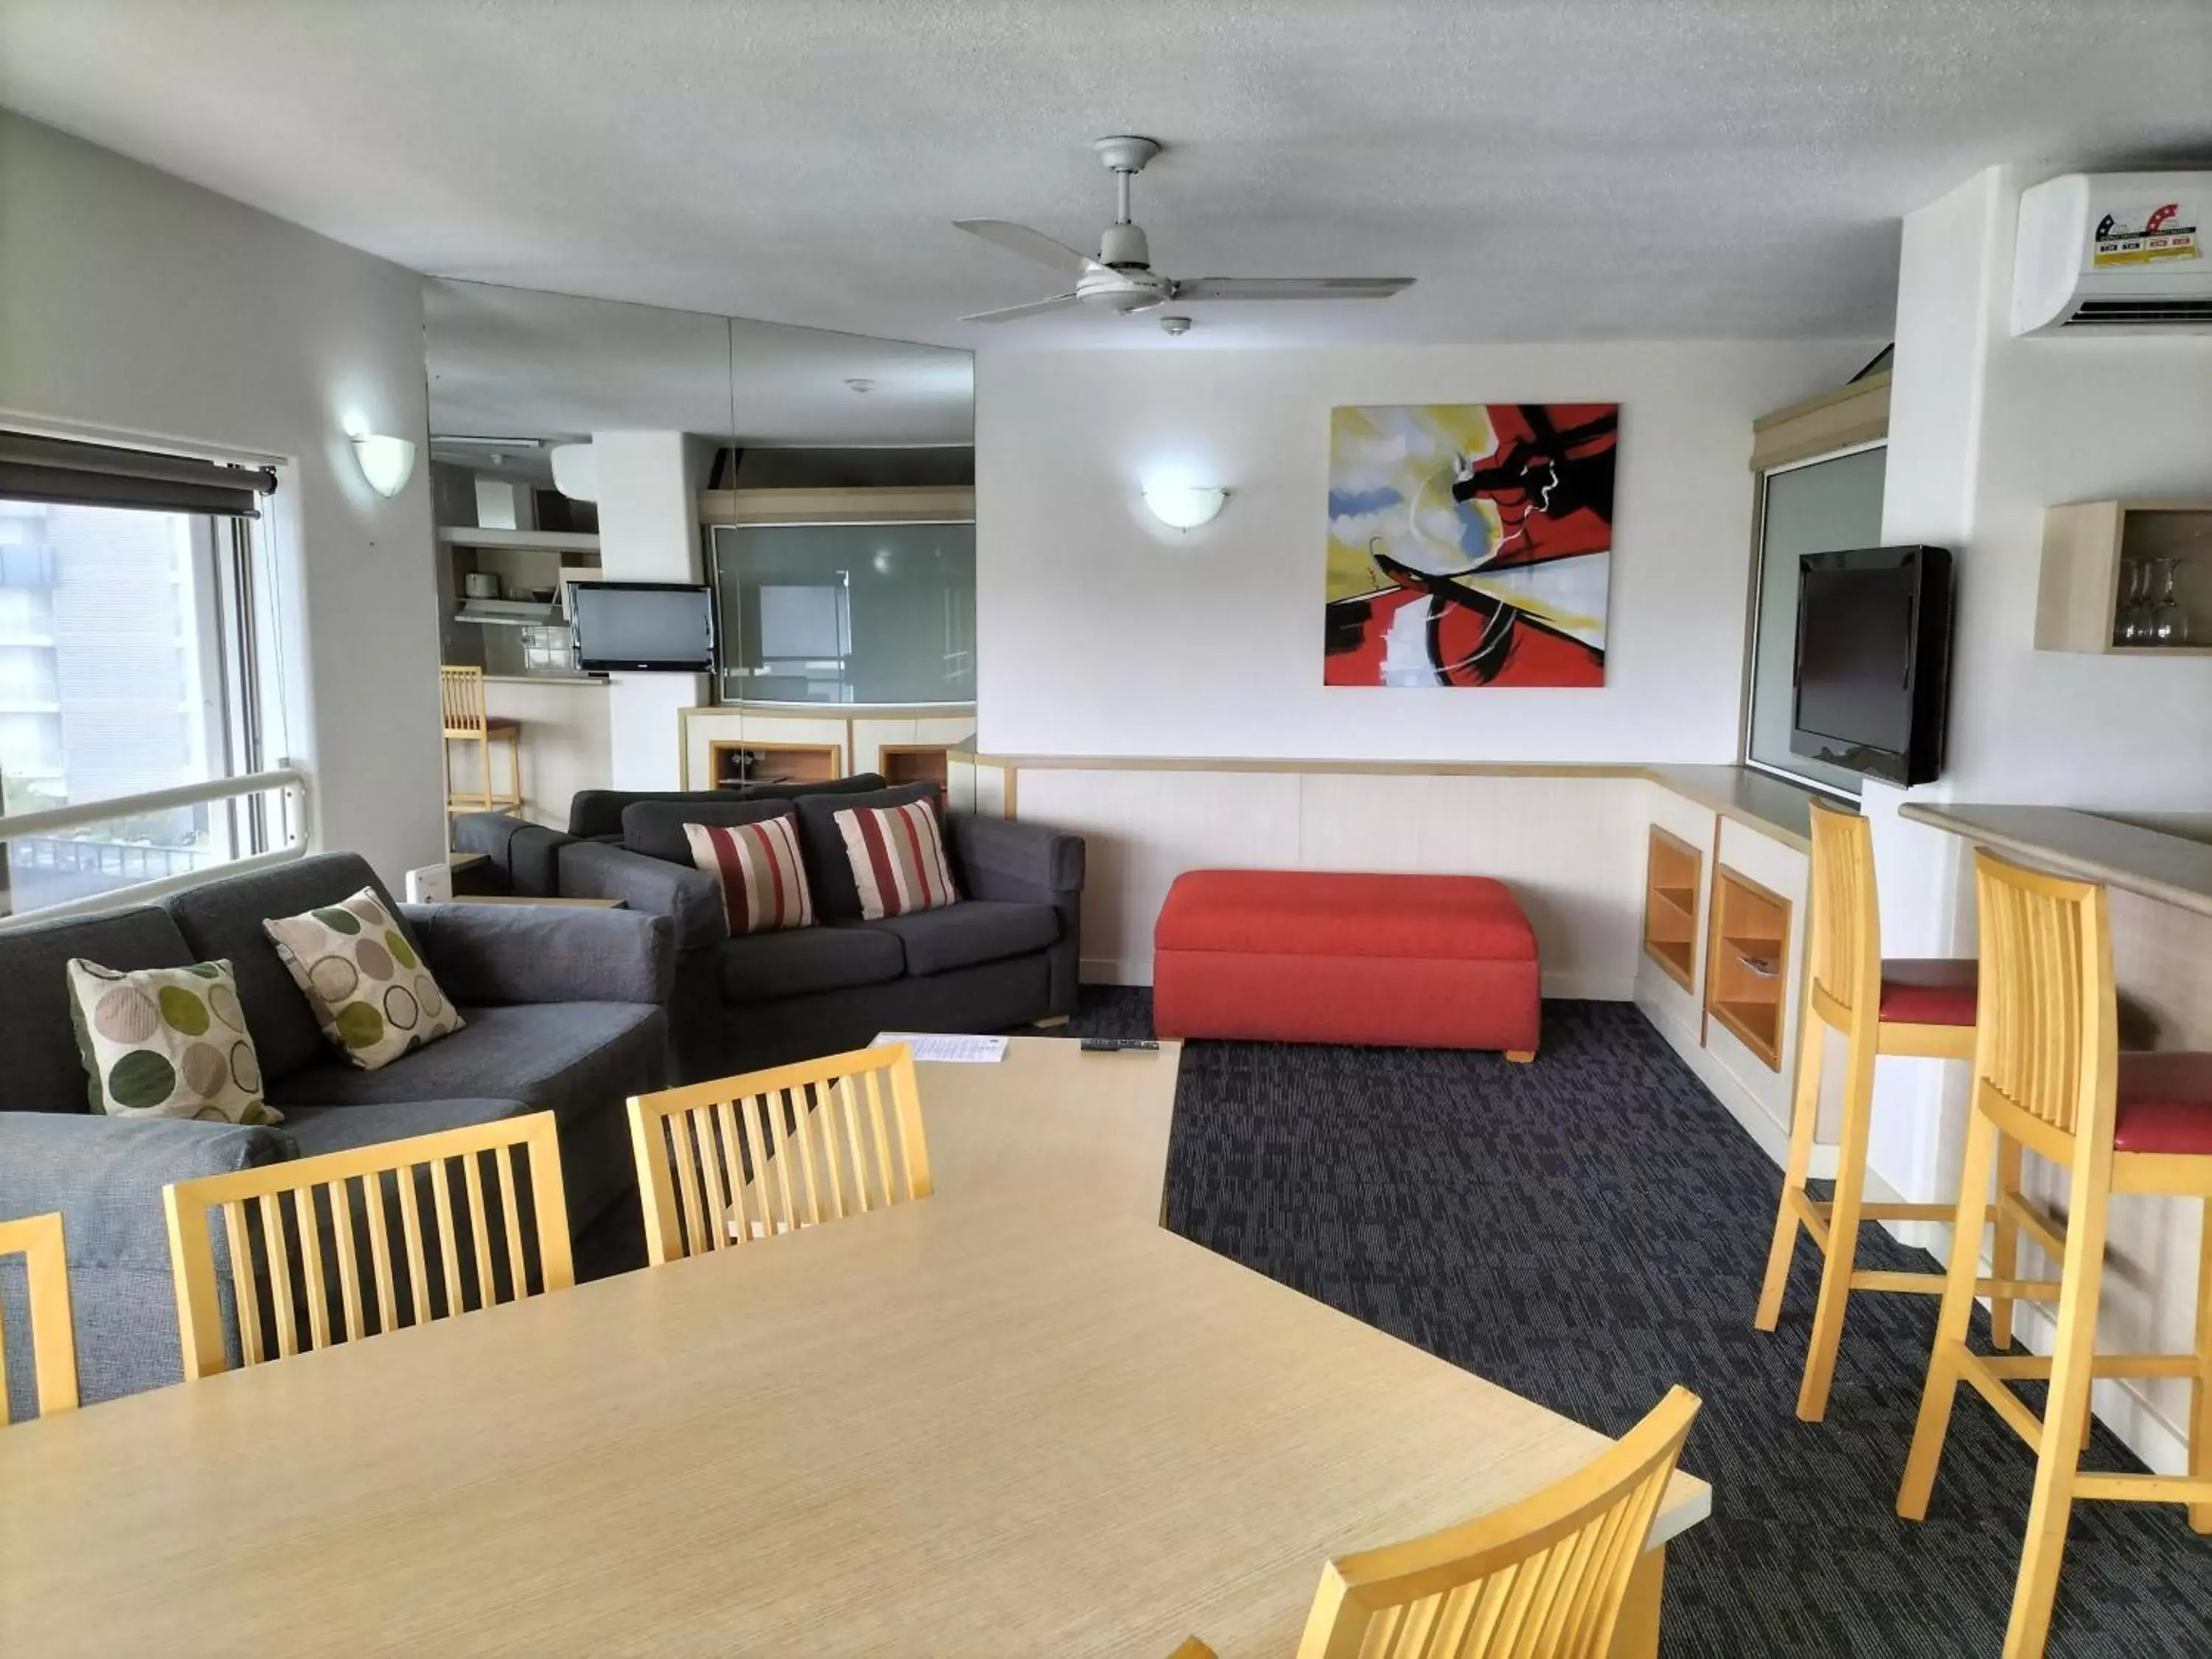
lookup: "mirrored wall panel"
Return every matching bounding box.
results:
[422,278,973,696]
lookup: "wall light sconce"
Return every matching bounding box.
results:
[1142,484,1229,530]
[350,433,417,498]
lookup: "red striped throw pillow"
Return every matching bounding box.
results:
[835,800,960,921]
[684,816,814,936]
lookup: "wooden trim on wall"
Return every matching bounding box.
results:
[698,486,976,526]
[1749,371,1890,473]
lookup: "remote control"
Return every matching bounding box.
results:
[1079,1037,1161,1053]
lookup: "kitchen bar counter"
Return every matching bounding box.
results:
[1899,801,2212,920]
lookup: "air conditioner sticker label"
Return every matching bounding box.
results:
[2091,201,2200,268]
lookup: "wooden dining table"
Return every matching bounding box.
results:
[0,1037,1709,1657]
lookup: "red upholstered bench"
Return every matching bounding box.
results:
[1151,869,1540,1057]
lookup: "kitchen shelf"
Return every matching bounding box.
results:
[1642,827,1703,993]
[2034,498,2212,655]
[1705,866,1792,1071]
[710,740,841,789]
[437,526,602,553]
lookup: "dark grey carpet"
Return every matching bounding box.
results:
[1060,990,2212,1658]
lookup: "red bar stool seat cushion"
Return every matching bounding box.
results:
[2114,1052,2212,1154]
[1878,959,1978,1027]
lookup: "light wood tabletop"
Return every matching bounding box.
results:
[0,1037,1708,1658]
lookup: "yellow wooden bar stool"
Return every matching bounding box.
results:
[1898,849,2212,1659]
[1756,799,2035,1423]
[440,664,524,815]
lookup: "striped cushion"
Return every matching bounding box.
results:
[684,815,814,936]
[835,800,960,921]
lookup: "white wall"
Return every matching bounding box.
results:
[0,110,445,887]
[1871,164,2212,1474]
[976,343,1871,763]
[594,431,711,790]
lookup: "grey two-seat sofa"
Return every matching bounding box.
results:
[456,776,1085,1082]
[0,851,672,1414]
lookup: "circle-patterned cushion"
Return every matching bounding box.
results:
[261,886,465,1071]
[65,957,281,1124]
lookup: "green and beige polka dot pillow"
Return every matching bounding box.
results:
[66,958,281,1124]
[262,886,465,1071]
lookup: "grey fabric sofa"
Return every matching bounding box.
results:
[0,851,672,1414]
[481,781,1085,1081]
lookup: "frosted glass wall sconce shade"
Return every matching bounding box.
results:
[352,434,417,497]
[1142,484,1228,529]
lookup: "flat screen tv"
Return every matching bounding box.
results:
[571,582,717,673]
[1790,544,1953,787]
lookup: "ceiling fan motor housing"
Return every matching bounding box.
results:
[1098,221,1150,269]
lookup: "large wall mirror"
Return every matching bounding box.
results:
[423,278,973,693]
[422,279,974,821]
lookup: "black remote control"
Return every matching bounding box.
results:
[1079,1037,1161,1053]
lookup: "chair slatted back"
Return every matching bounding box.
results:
[1806,799,1880,1020]
[440,665,489,738]
[1293,1388,1700,1659]
[0,1212,79,1422]
[628,1044,932,1265]
[1972,849,2115,1144]
[164,1113,572,1380]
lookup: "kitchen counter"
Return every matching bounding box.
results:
[1899,801,2212,920]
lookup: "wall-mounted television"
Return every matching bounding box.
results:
[571,582,717,673]
[1790,545,1953,787]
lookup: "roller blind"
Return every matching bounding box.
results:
[0,430,279,517]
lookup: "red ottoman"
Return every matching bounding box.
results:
[1151,869,1540,1057]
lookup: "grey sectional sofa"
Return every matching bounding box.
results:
[456,779,1085,1081]
[0,851,672,1413]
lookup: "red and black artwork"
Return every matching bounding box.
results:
[1324,403,1618,688]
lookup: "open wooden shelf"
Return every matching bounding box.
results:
[1704,866,1792,1071]
[879,744,950,805]
[710,740,842,789]
[1642,827,1703,992]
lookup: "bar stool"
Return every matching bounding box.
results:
[1898,849,2212,1659]
[1756,799,2016,1422]
[439,665,523,815]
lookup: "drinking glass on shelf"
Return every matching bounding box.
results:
[2151,557,2191,647]
[2115,560,2153,644]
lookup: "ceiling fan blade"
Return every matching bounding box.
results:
[959,293,1084,323]
[1172,276,1416,302]
[953,219,1101,278]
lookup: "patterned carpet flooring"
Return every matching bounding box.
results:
[1058,991,2212,1658]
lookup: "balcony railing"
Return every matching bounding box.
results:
[0,766,310,927]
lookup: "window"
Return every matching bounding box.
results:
[1743,444,1888,796]
[0,498,276,917]
[711,521,976,705]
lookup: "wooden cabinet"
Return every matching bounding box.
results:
[2034,499,2212,655]
[1642,827,1702,992]
[709,740,841,787]
[1704,867,1792,1071]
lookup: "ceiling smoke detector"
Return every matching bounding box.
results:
[844,378,877,394]
[1159,315,1192,337]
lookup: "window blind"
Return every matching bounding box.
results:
[0,430,279,517]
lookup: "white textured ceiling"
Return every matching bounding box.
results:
[1,1,2207,349]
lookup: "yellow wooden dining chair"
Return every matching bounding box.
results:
[1897,850,2212,1658]
[164,1113,572,1379]
[440,664,524,815]
[0,1212,79,1422]
[1754,798,2039,1422]
[1173,1387,1700,1659]
[627,1043,932,1265]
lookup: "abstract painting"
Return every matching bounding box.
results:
[1324,403,1617,687]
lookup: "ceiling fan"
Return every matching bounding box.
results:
[955,136,1414,324]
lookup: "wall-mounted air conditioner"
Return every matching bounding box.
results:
[2012,172,2212,335]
